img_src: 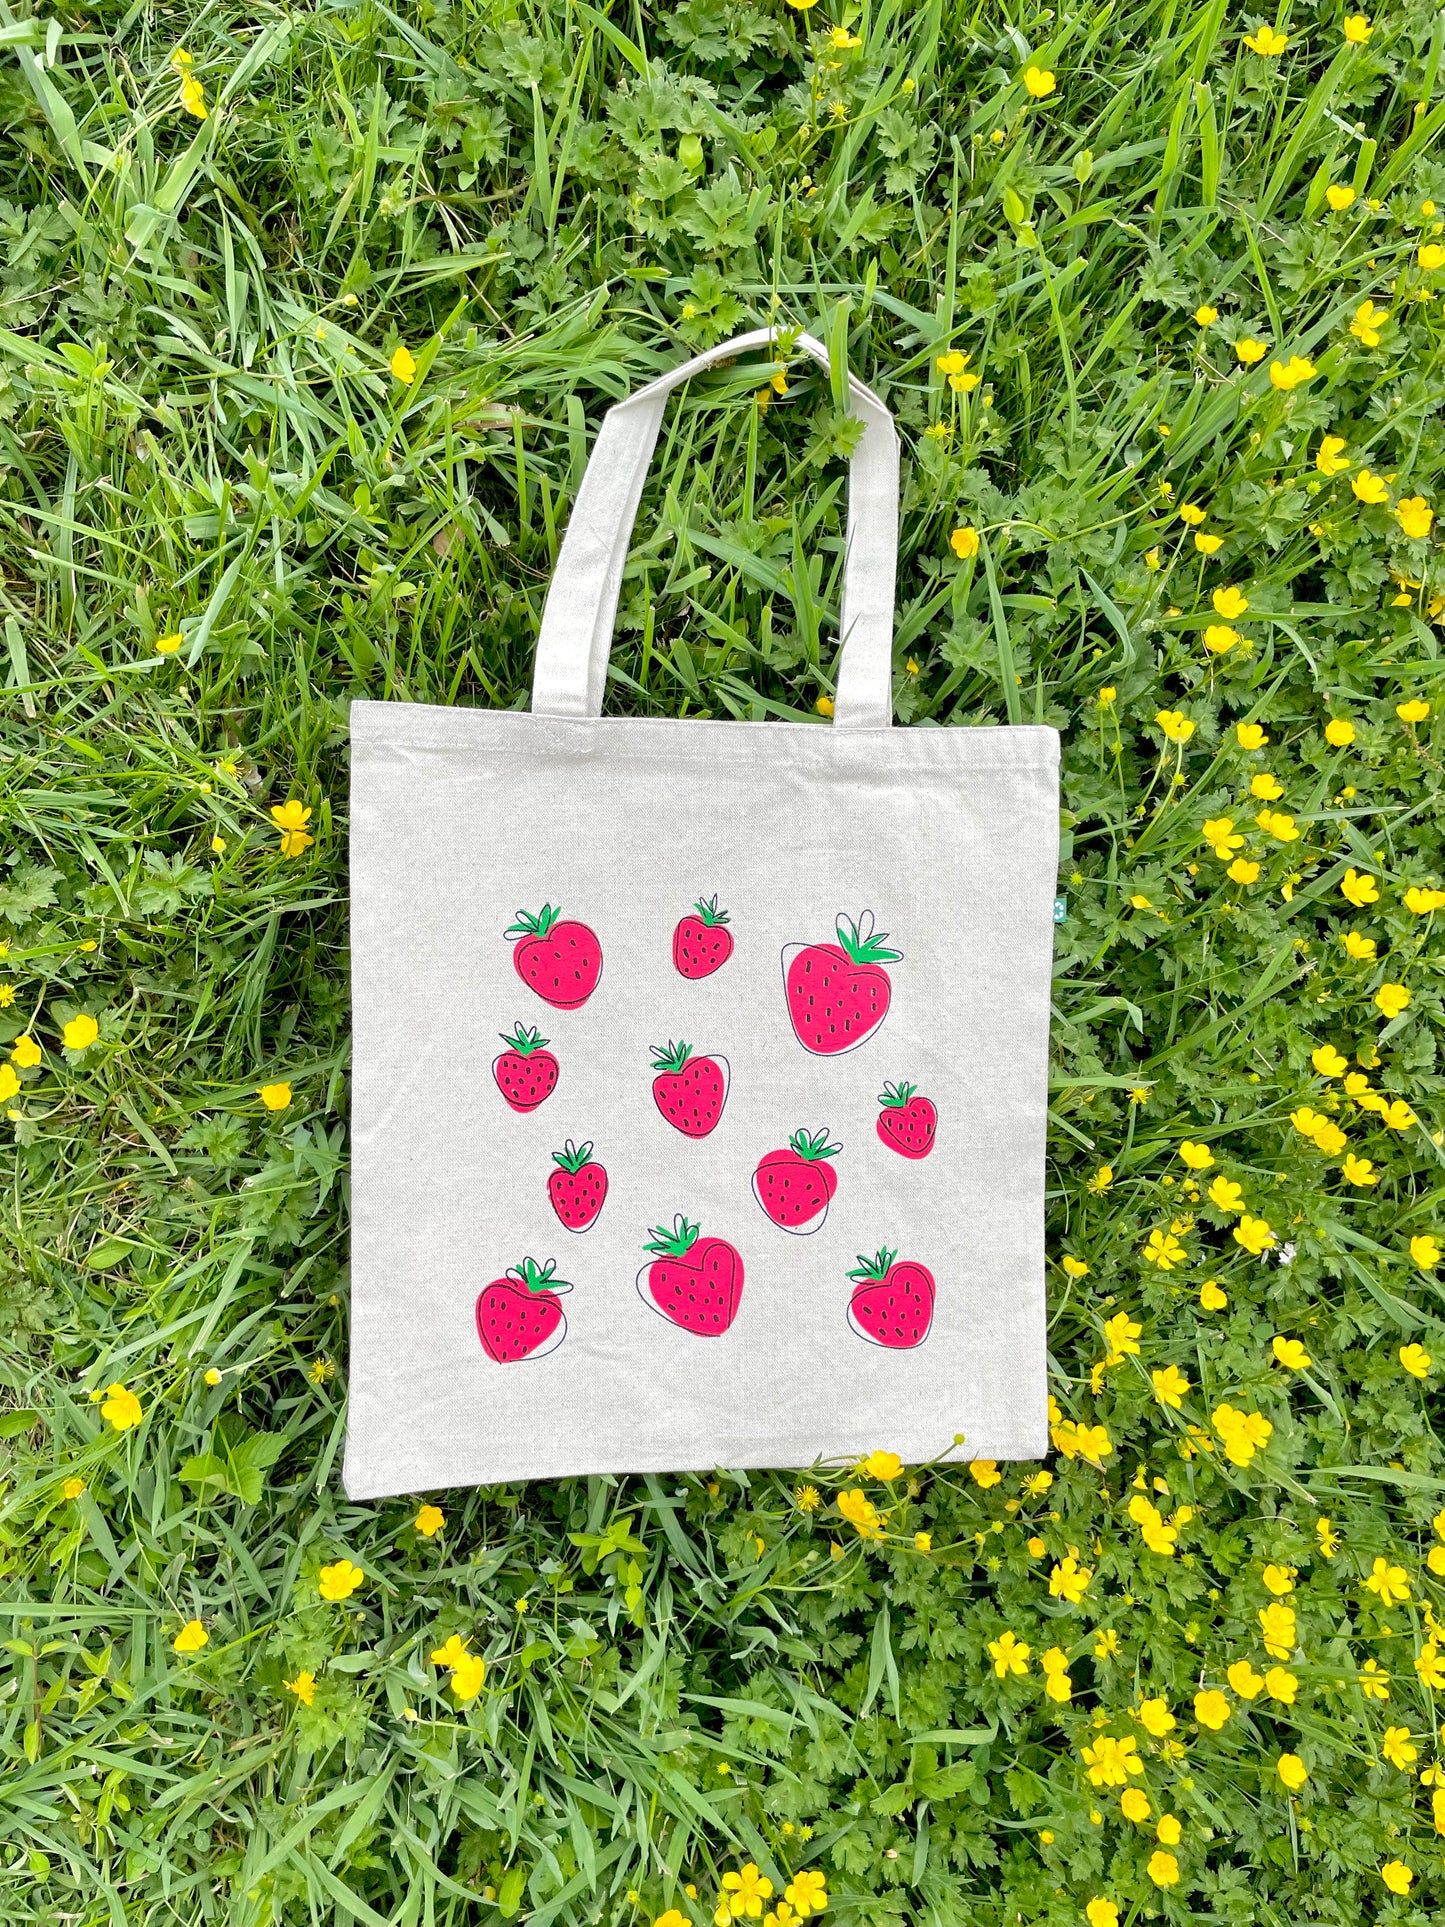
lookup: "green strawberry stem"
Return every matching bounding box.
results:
[644,1215,700,1257]
[836,910,903,966]
[847,1246,898,1283]
[505,904,562,940]
[878,1082,917,1109]
[649,1039,694,1074]
[552,1139,595,1173]
[499,1023,551,1055]
[692,896,730,926]
[508,1257,572,1295]
[789,1127,842,1161]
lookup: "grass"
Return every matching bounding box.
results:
[0,0,1443,1921]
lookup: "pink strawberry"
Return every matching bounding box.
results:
[636,1216,745,1336]
[876,1083,937,1160]
[650,1040,729,1138]
[506,903,602,1009]
[752,1128,842,1235]
[783,911,902,1056]
[548,1140,607,1232]
[492,1024,559,1112]
[847,1247,935,1350]
[476,1257,571,1363]
[673,897,733,979]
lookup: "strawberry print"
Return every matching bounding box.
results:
[673,896,734,979]
[548,1140,608,1233]
[752,1128,842,1235]
[506,903,603,1009]
[650,1040,729,1137]
[492,1024,559,1113]
[783,911,902,1056]
[876,1083,937,1160]
[847,1247,935,1350]
[476,1257,571,1363]
[637,1216,745,1336]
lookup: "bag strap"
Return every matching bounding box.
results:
[531,328,899,730]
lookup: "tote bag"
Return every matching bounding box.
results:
[344,329,1059,1499]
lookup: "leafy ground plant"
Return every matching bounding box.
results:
[0,1,1444,1923]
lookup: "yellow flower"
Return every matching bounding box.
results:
[1374,982,1409,1019]
[1214,1402,1274,1466]
[1235,337,1268,365]
[1085,1903,1119,1927]
[1119,1785,1150,1822]
[1143,1228,1186,1269]
[859,1449,904,1481]
[1213,584,1249,619]
[1155,708,1195,742]
[1205,1177,1243,1217]
[62,1476,85,1500]
[1203,621,1238,651]
[11,1035,41,1068]
[1343,13,1372,41]
[1103,1312,1141,1362]
[172,1620,208,1654]
[1397,696,1431,722]
[969,1459,1002,1488]
[989,1630,1031,1677]
[1152,1365,1189,1409]
[1436,1785,1445,1833]
[1236,721,1268,748]
[1257,808,1299,842]
[1419,244,1445,271]
[1178,1140,1214,1170]
[949,526,981,562]
[1258,1601,1297,1657]
[101,1383,142,1431]
[794,1484,820,1512]
[1401,1342,1433,1379]
[284,1670,317,1705]
[1233,1213,1276,1256]
[1350,300,1389,347]
[1136,1696,1176,1736]
[257,1081,292,1111]
[1087,1164,1114,1193]
[1404,884,1445,913]
[827,25,861,49]
[1352,469,1389,504]
[1155,1813,1182,1847]
[1272,1336,1311,1371]
[391,344,417,385]
[656,1913,691,1927]
[1269,356,1315,390]
[1062,1255,1090,1278]
[1382,1725,1419,1770]
[1264,1666,1297,1704]
[270,799,315,857]
[156,632,183,654]
[1023,66,1056,98]
[1312,1043,1349,1076]
[450,1652,486,1700]
[1178,503,1207,527]
[415,1503,445,1537]
[1251,773,1283,801]
[1049,1555,1092,1603]
[1325,183,1356,211]
[1203,816,1244,856]
[913,1530,932,1552]
[1364,1557,1410,1605]
[719,1865,774,1920]
[1382,1098,1418,1131]
[1194,1688,1231,1730]
[1360,1658,1391,1698]
[1316,434,1352,475]
[1228,1659,1265,1699]
[1200,1279,1227,1309]
[1040,1646,1072,1701]
[1381,1861,1413,1896]
[837,1489,883,1536]
[1194,304,1218,326]
[63,1013,99,1051]
[1411,1236,1441,1271]
[1417,1643,1445,1689]
[1278,1751,1308,1789]
[179,73,208,120]
[1243,25,1288,55]
[782,1870,827,1918]
[1081,1732,1142,1785]
[203,1368,221,1386]
[1317,1521,1339,1569]
[815,696,834,717]
[318,1558,364,1601]
[1143,547,1162,571]
[1262,1563,1295,1596]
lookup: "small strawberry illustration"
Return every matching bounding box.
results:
[783,911,902,1056]
[636,1216,745,1336]
[476,1258,571,1363]
[752,1128,842,1235]
[506,903,603,1009]
[492,1024,559,1112]
[673,896,734,979]
[548,1140,608,1233]
[876,1083,937,1160]
[650,1040,729,1138]
[847,1247,935,1350]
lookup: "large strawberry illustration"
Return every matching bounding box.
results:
[650,1040,729,1137]
[506,904,602,1009]
[492,1024,559,1112]
[783,911,902,1055]
[752,1128,842,1234]
[673,897,734,979]
[476,1258,571,1363]
[637,1216,745,1336]
[876,1083,937,1160]
[847,1248,935,1350]
[548,1140,608,1232]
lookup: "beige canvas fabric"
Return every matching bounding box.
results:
[344,332,1058,1497]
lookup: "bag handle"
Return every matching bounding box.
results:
[531,328,899,730]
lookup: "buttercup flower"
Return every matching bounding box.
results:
[391,344,417,384]
[1229,1660,1265,1698]
[1342,1154,1378,1186]
[1419,245,1445,271]
[1349,300,1389,347]
[1085,1903,1119,1927]
[1119,1785,1150,1821]
[1209,1176,1244,1212]
[415,1504,445,1537]
[1152,1365,1189,1409]
[990,1630,1031,1677]
[1040,1646,1073,1702]
[1340,868,1378,907]
[1179,1140,1214,1170]
[1259,1601,1296,1657]
[1404,885,1445,913]
[1325,183,1356,211]
[1236,721,1268,748]
[62,1476,85,1500]
[1062,1255,1090,1278]
[1204,621,1238,651]
[1243,24,1287,54]
[1380,1861,1413,1895]
[1214,1402,1273,1465]
[1364,1557,1409,1606]
[270,800,315,857]
[950,526,980,559]
[859,1450,903,1480]
[63,1013,99,1051]
[1049,1555,1092,1603]
[1264,1667,1297,1704]
[1082,1732,1142,1785]
[1396,496,1434,539]
[1343,14,1372,41]
[284,1671,316,1705]
[1374,983,1409,1019]
[1269,355,1314,390]
[11,1035,41,1068]
[1235,338,1268,365]
[1155,709,1195,743]
[1272,1336,1310,1370]
[101,1383,142,1431]
[1194,1688,1230,1730]
[782,1871,826,1919]
[257,1082,292,1111]
[1233,1213,1276,1257]
[1023,65,1056,98]
[1382,1726,1419,1770]
[1411,1236,1441,1272]
[1397,697,1430,722]
[1278,1751,1308,1788]
[1194,305,1218,325]
[318,1558,364,1601]
[172,1620,208,1654]
[1136,1696,1176,1736]
[1352,469,1389,504]
[1401,1342,1433,1379]
[970,1459,1002,1488]
[1213,585,1249,619]
[1200,1280,1228,1309]
[1341,931,1376,959]
[1316,435,1351,475]
[837,1489,884,1537]
[1144,1227,1186,1269]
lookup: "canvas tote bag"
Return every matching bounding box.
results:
[344,329,1059,1499]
